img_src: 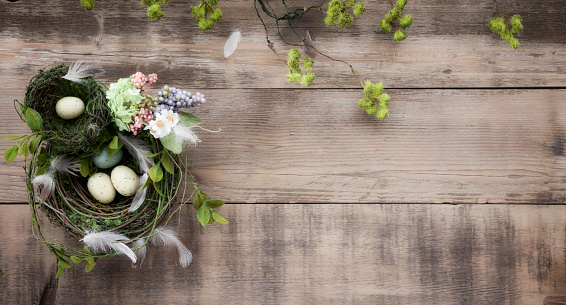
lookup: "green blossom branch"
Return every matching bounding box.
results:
[490,0,523,49]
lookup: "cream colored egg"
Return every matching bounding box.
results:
[87,173,116,204]
[111,165,139,197]
[55,96,85,120]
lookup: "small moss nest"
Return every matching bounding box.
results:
[21,64,111,155]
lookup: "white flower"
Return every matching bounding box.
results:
[161,109,179,127]
[144,109,179,138]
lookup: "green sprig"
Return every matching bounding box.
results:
[489,14,523,49]
[357,80,390,119]
[285,49,316,87]
[191,0,223,31]
[325,0,365,28]
[380,0,413,41]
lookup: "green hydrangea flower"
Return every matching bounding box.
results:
[106,78,142,131]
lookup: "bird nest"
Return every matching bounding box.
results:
[20,64,110,155]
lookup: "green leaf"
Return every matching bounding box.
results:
[25,108,43,131]
[206,199,224,209]
[211,210,229,224]
[139,174,151,191]
[4,146,18,163]
[29,136,42,154]
[108,136,119,149]
[153,180,165,196]
[159,133,182,154]
[193,193,204,210]
[1,135,27,140]
[22,140,29,158]
[161,153,175,175]
[70,256,84,264]
[83,246,92,255]
[197,204,211,227]
[56,265,64,279]
[141,151,160,157]
[178,112,202,127]
[85,260,96,273]
[149,164,164,182]
[79,158,90,177]
[59,258,71,269]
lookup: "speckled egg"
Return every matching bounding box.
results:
[87,173,116,204]
[93,145,123,169]
[55,96,85,120]
[110,165,139,197]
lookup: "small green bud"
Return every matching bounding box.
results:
[325,12,338,26]
[287,49,301,70]
[399,14,412,29]
[358,97,376,115]
[299,72,316,86]
[489,17,506,34]
[378,93,390,107]
[387,7,401,23]
[347,0,356,6]
[506,37,520,49]
[162,0,171,3]
[303,57,315,70]
[393,29,408,41]
[377,107,389,119]
[286,73,301,83]
[363,80,376,96]
[375,82,384,95]
[198,18,215,31]
[210,8,222,23]
[81,0,95,11]
[206,0,218,6]
[510,14,523,34]
[140,0,158,6]
[396,0,407,10]
[191,5,206,19]
[148,4,164,20]
[353,2,366,17]
[338,12,354,28]
[379,19,392,33]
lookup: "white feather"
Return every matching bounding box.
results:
[62,60,104,84]
[131,238,147,268]
[81,230,137,264]
[172,124,200,147]
[151,226,192,267]
[31,155,78,202]
[129,173,149,213]
[51,155,79,176]
[117,133,155,173]
[224,31,241,58]
[32,173,55,202]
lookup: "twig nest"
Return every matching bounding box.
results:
[87,173,116,204]
[111,165,139,196]
[55,97,85,120]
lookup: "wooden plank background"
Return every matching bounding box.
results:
[1,0,565,304]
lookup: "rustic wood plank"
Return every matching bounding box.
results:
[1,204,565,304]
[2,88,565,203]
[1,0,565,89]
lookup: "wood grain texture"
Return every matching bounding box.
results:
[2,88,565,203]
[1,204,565,305]
[0,0,565,90]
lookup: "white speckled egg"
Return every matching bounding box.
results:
[93,145,123,169]
[55,96,85,120]
[87,173,116,204]
[111,165,139,197]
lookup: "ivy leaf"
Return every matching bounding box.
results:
[56,265,64,279]
[107,136,123,157]
[159,133,182,154]
[4,146,18,163]
[178,112,201,128]
[211,210,229,224]
[1,135,27,140]
[70,256,84,264]
[197,204,211,227]
[79,158,90,178]
[85,258,96,273]
[153,180,165,196]
[149,164,164,182]
[29,136,42,154]
[22,140,29,158]
[193,192,204,211]
[206,199,224,209]
[161,153,175,175]
[25,108,43,131]
[58,258,71,269]
[141,151,160,158]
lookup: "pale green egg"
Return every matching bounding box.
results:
[93,145,123,169]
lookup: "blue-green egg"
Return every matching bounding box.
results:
[93,145,123,169]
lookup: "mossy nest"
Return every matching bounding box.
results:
[20,64,110,155]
